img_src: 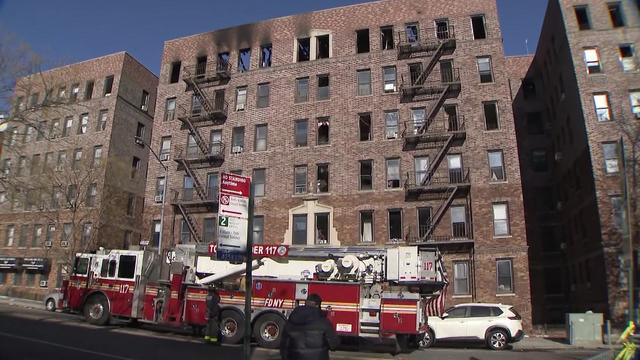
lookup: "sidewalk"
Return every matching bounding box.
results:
[513,335,615,351]
[0,295,43,310]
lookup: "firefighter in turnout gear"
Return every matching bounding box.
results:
[204,288,221,344]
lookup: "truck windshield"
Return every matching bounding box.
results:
[73,257,89,275]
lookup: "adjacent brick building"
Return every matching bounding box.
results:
[142,0,533,325]
[511,0,639,324]
[0,52,158,299]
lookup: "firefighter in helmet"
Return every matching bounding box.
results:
[204,287,221,344]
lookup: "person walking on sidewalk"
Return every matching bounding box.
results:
[280,293,339,360]
[204,287,220,344]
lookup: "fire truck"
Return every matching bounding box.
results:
[61,245,446,350]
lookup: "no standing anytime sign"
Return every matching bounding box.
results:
[216,173,251,262]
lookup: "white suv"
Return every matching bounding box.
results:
[423,303,524,350]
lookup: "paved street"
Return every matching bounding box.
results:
[0,302,605,360]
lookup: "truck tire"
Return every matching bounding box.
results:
[83,295,110,326]
[253,313,286,349]
[419,329,435,348]
[220,310,244,344]
[45,298,56,312]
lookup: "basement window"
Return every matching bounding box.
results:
[359,113,372,141]
[574,6,591,30]
[380,26,394,50]
[170,61,181,83]
[471,15,487,39]
[238,48,251,72]
[260,44,272,68]
[317,117,330,145]
[316,35,330,59]
[608,2,625,28]
[356,29,370,53]
[297,37,310,62]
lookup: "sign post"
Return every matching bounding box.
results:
[243,181,254,360]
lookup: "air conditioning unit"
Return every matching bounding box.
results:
[154,195,163,203]
[61,240,69,248]
[231,146,243,154]
[236,103,245,111]
[39,280,48,287]
[160,154,170,161]
[384,83,396,92]
[44,240,52,248]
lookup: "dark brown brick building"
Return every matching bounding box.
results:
[142,0,533,325]
[0,52,158,299]
[511,0,639,325]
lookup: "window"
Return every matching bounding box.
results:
[196,56,207,76]
[414,156,429,184]
[630,91,640,119]
[593,94,612,122]
[13,272,22,286]
[584,48,602,74]
[163,98,176,122]
[131,157,141,178]
[18,225,28,247]
[24,125,34,143]
[86,183,97,207]
[435,19,451,39]
[357,69,372,96]
[531,149,548,172]
[611,195,626,230]
[453,261,470,295]
[1,159,10,177]
[237,48,251,72]
[84,80,94,100]
[236,86,247,111]
[294,119,308,147]
[608,2,625,27]
[493,203,510,236]
[317,117,330,145]
[293,214,307,245]
[136,123,145,141]
[359,113,372,141]
[180,220,191,244]
[405,23,419,44]
[170,61,181,83]
[217,53,229,70]
[355,211,374,243]
[97,110,108,131]
[29,92,39,108]
[385,111,399,139]
[297,37,310,62]
[317,164,329,193]
[140,90,150,111]
[380,26,394,50]
[126,193,135,216]
[619,45,637,72]
[92,146,103,168]
[471,15,487,39]
[159,136,171,159]
[316,35,330,59]
[155,177,165,200]
[70,84,79,102]
[117,255,136,279]
[17,156,26,176]
[603,142,620,174]
[72,149,82,170]
[356,29,370,53]
[410,108,426,134]
[103,75,114,96]
[526,112,544,135]
[451,206,467,238]
[575,6,591,30]
[386,158,400,188]
[62,116,73,137]
[77,113,88,135]
[36,121,46,141]
[315,213,330,245]
[57,86,67,100]
[5,225,14,246]
[81,223,92,245]
[253,169,266,197]
[260,44,272,68]
[496,259,514,294]
[294,165,307,194]
[252,216,264,244]
[383,66,397,93]
[31,154,40,175]
[56,151,67,171]
[477,56,493,83]
[295,77,309,103]
[254,124,268,151]
[149,221,161,247]
[360,160,373,190]
[388,209,402,241]
[231,127,244,154]
[483,102,499,130]
[254,83,270,108]
[317,74,330,100]
[488,151,505,181]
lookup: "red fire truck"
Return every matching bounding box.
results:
[61,245,446,350]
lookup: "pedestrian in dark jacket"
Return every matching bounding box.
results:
[280,293,339,360]
[204,288,220,344]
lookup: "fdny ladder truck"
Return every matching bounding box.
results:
[60,245,446,350]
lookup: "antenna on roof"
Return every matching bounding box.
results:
[525,39,530,55]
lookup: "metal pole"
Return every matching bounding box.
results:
[158,164,168,256]
[243,183,254,360]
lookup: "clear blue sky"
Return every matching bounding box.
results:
[0,0,546,75]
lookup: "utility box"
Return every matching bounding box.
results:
[566,313,604,345]
[386,246,418,283]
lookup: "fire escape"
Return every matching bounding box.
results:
[397,24,471,245]
[171,58,230,243]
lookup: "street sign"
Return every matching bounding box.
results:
[217,173,251,262]
[252,245,289,258]
[208,243,217,255]
[219,193,249,219]
[220,173,250,197]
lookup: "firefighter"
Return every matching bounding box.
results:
[204,287,221,344]
[280,293,339,360]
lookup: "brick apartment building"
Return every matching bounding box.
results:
[142,0,533,324]
[511,0,639,324]
[0,52,158,299]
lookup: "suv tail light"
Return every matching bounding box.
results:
[508,307,522,320]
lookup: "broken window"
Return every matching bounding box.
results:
[608,2,625,27]
[315,213,330,245]
[297,37,310,62]
[584,48,602,74]
[357,69,372,96]
[317,164,329,193]
[236,86,247,111]
[619,44,637,72]
[260,44,272,68]
[196,56,207,76]
[295,119,308,147]
[603,142,620,174]
[360,160,373,190]
[238,48,251,72]
[231,127,244,154]
[256,83,270,108]
[417,208,431,238]
[254,124,268,151]
[170,61,181,83]
[488,150,505,181]
[359,113,372,141]
[380,26,394,50]
[483,101,499,130]
[295,77,309,103]
[388,209,402,241]
[294,166,307,194]
[477,56,493,83]
[316,35,330,59]
[217,52,230,71]
[574,6,591,30]
[356,29,370,53]
[385,111,399,139]
[84,80,94,100]
[383,66,397,93]
[70,84,79,102]
[531,149,548,172]
[386,158,400,188]
[317,74,330,100]
[103,75,114,96]
[317,117,330,145]
[405,23,419,44]
[360,211,374,243]
[471,15,487,39]
[451,206,467,238]
[293,214,307,244]
[593,93,612,122]
[435,19,450,40]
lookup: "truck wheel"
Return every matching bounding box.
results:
[83,295,110,326]
[419,329,435,348]
[220,310,244,344]
[486,329,508,350]
[253,313,285,349]
[45,298,56,312]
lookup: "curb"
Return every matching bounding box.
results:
[0,295,42,309]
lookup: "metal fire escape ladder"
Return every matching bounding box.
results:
[420,135,455,187]
[180,117,209,156]
[421,187,458,241]
[175,203,203,244]
[413,41,446,86]
[189,81,215,115]
[420,85,451,134]
[176,159,207,201]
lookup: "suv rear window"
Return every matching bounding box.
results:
[491,307,504,316]
[508,307,522,319]
[469,306,492,317]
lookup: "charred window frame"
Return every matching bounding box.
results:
[380,26,394,50]
[297,37,311,62]
[169,61,181,83]
[608,2,625,27]
[574,6,591,30]
[316,35,330,59]
[260,44,272,68]
[238,48,251,72]
[356,29,370,53]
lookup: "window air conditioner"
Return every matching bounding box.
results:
[236,103,245,111]
[160,154,170,161]
[61,240,69,247]
[232,146,243,154]
[39,280,48,287]
[154,195,163,203]
[44,240,52,248]
[384,83,396,92]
